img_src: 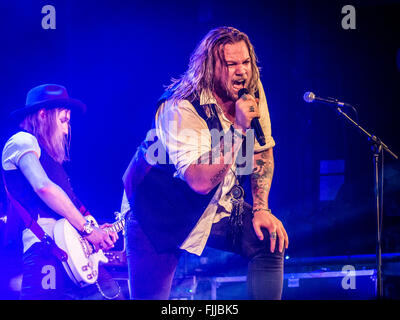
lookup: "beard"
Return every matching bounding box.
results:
[213,78,240,102]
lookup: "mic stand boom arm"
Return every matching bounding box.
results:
[335,106,398,160]
[332,104,398,300]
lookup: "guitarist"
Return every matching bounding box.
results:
[1,84,122,300]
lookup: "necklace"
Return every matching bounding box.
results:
[229,167,245,199]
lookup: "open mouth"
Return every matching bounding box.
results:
[232,79,246,91]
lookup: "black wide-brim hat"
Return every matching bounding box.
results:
[10,84,87,122]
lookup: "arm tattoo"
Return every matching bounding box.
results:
[196,131,243,187]
[210,164,231,185]
[251,149,274,209]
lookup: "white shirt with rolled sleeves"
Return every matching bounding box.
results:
[122,80,275,255]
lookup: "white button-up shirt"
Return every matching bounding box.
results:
[122,80,275,255]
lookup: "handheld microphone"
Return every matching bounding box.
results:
[303,91,352,107]
[238,88,266,146]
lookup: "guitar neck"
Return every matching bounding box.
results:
[105,219,125,233]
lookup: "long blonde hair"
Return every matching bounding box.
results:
[167,26,260,103]
[19,108,70,164]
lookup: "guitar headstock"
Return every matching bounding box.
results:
[114,211,125,221]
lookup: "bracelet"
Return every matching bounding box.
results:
[252,208,271,214]
[79,219,95,237]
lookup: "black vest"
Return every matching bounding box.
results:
[127,92,251,253]
[2,134,82,243]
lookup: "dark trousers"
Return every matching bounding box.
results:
[19,241,124,300]
[125,204,284,300]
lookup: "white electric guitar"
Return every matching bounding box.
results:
[54,212,125,287]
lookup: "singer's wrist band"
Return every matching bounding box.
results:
[252,208,272,214]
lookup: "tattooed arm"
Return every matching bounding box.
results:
[184,130,244,194]
[184,87,262,195]
[251,148,289,252]
[251,148,274,210]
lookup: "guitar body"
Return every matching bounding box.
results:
[54,215,108,286]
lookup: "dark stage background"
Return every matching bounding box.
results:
[0,0,399,299]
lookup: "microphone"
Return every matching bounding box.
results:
[238,88,266,146]
[303,91,352,107]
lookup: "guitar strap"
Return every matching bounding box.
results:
[2,171,68,261]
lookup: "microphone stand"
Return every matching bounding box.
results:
[332,103,398,299]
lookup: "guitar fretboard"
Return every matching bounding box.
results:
[106,219,125,233]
